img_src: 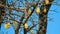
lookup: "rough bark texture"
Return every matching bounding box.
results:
[37,13,47,34]
[37,3,53,34]
[0,0,5,29]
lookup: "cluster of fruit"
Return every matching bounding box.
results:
[4,22,10,29]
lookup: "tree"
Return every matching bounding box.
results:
[37,0,54,34]
[0,0,59,34]
[0,0,6,30]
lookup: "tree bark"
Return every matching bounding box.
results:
[37,13,47,34]
[0,0,6,30]
[0,5,5,30]
[37,3,53,34]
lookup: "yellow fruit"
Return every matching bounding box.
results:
[44,7,47,13]
[28,9,31,15]
[36,7,40,14]
[4,24,8,29]
[12,21,17,25]
[12,21,18,29]
[7,22,10,25]
[4,23,10,29]
[45,0,49,4]
[7,23,10,28]
[4,22,10,29]
[30,30,33,32]
[30,30,33,34]
[24,23,28,29]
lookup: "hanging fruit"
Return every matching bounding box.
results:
[44,7,47,13]
[12,21,17,29]
[12,21,17,25]
[4,22,10,29]
[45,0,49,4]
[24,23,28,29]
[28,9,31,15]
[4,23,8,29]
[7,22,10,28]
[35,7,40,14]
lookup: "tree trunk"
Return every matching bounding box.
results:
[37,13,47,34]
[0,0,6,30]
[0,6,5,30]
[37,2,53,34]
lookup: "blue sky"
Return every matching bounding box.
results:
[0,0,60,34]
[46,0,60,34]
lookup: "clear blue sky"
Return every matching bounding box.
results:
[0,0,60,34]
